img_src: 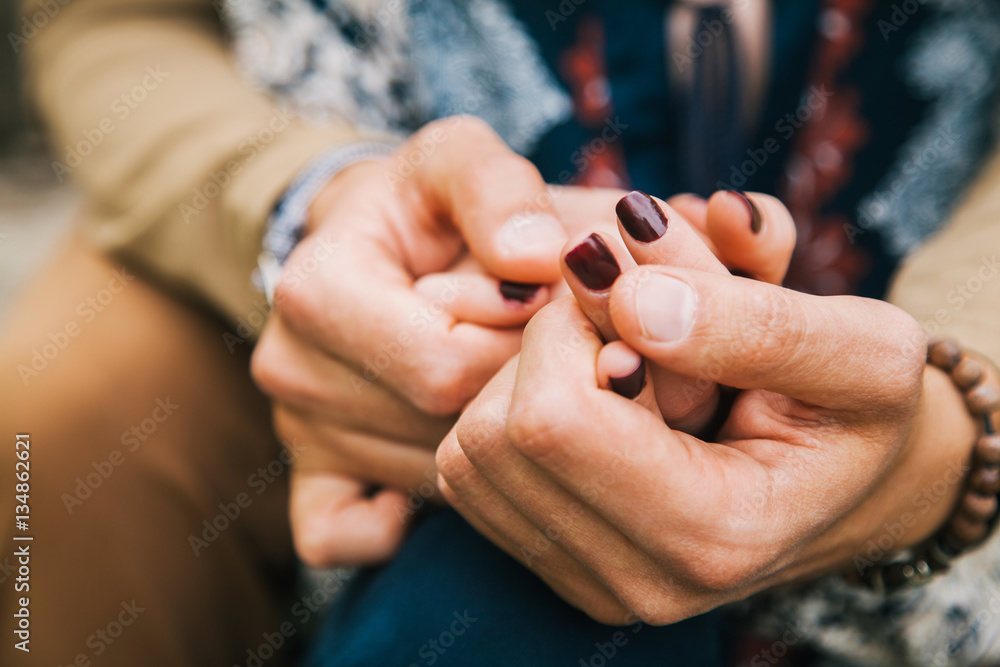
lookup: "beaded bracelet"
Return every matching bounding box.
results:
[855,339,1000,594]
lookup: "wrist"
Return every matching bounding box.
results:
[846,344,1000,593]
[306,158,386,235]
[876,364,978,549]
[256,142,396,301]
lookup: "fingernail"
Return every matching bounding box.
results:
[729,191,762,234]
[498,213,567,257]
[616,191,669,243]
[499,281,541,303]
[635,273,696,342]
[564,233,621,291]
[609,358,646,399]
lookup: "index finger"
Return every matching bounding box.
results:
[275,229,522,417]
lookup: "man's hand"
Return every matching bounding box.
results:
[436,266,976,624]
[252,116,568,566]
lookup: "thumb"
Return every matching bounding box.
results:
[290,469,412,568]
[608,267,927,411]
[407,116,567,283]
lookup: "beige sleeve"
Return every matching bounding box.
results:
[889,148,1000,366]
[21,0,370,324]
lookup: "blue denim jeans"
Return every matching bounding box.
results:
[304,509,727,666]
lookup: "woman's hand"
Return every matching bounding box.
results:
[560,190,795,433]
[436,261,978,624]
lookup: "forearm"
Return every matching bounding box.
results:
[889,148,1000,368]
[22,0,368,324]
[746,151,1000,667]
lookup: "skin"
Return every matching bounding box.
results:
[435,195,980,625]
[250,115,795,568]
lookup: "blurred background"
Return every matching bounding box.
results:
[0,0,77,317]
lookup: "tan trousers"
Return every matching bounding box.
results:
[0,241,297,666]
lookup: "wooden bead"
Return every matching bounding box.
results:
[976,434,1000,466]
[966,383,1000,415]
[942,531,967,554]
[929,340,963,371]
[947,513,988,545]
[971,467,1000,494]
[952,356,985,390]
[960,491,998,521]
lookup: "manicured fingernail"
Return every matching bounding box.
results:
[564,233,621,291]
[609,358,646,399]
[498,213,567,257]
[729,191,762,234]
[616,191,669,243]
[635,273,696,342]
[499,281,541,303]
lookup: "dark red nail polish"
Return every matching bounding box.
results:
[730,191,762,234]
[499,281,541,303]
[616,191,668,243]
[610,358,646,399]
[564,233,621,291]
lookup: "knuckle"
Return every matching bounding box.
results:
[269,408,303,446]
[249,335,317,407]
[620,591,678,627]
[408,358,473,417]
[435,438,477,492]
[249,336,277,395]
[461,151,537,202]
[677,543,768,594]
[249,333,287,399]
[505,392,567,460]
[440,114,498,141]
[292,527,333,568]
[437,476,460,507]
[880,304,927,402]
[272,272,322,333]
[455,399,508,459]
[714,286,804,384]
[581,599,634,626]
